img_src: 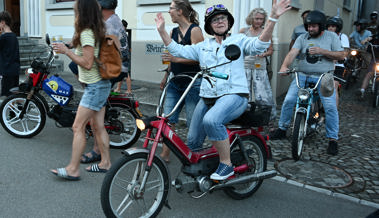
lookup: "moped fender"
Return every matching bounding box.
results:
[122,147,171,176]
[295,107,307,115]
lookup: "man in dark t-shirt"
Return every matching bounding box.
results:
[0,11,20,96]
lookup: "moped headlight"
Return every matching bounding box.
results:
[376,63,379,72]
[350,50,357,56]
[298,89,310,101]
[136,119,146,131]
[25,68,33,76]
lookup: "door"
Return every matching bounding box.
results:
[4,0,20,36]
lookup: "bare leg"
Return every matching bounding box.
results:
[51,106,95,177]
[113,81,122,93]
[86,107,111,170]
[361,71,374,90]
[212,138,231,166]
[126,75,132,94]
[81,119,100,162]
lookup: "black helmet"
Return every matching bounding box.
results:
[371,11,378,20]
[326,16,343,33]
[204,4,234,35]
[97,0,117,9]
[304,10,326,32]
[354,19,368,30]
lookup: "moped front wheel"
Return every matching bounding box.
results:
[101,153,169,218]
[292,113,306,161]
[224,136,267,200]
[0,94,46,138]
[106,104,141,149]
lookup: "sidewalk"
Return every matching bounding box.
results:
[10,71,379,208]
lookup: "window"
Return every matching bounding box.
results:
[46,0,75,10]
[137,0,202,6]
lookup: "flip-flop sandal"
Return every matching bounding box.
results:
[86,164,108,173]
[80,150,101,163]
[51,168,80,181]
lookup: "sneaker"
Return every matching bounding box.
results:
[210,162,234,180]
[327,140,338,155]
[269,128,287,140]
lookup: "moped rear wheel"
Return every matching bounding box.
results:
[101,153,169,218]
[0,94,46,138]
[106,103,141,149]
[224,136,267,200]
[292,113,306,161]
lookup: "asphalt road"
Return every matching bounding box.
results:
[0,117,376,218]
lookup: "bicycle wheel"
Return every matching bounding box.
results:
[291,113,306,161]
[224,136,267,200]
[101,153,169,218]
[106,103,141,149]
[0,93,46,138]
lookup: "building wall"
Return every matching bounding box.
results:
[15,0,361,98]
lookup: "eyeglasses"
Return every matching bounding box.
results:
[211,15,228,24]
[206,4,226,16]
[169,7,178,11]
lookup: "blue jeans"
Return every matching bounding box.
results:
[278,75,339,140]
[187,94,248,151]
[163,78,201,127]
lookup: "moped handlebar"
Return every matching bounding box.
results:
[209,71,229,80]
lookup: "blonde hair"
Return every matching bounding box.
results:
[245,8,267,27]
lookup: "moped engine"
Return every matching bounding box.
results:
[47,105,76,127]
[172,174,212,193]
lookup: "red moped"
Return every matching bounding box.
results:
[100,45,277,217]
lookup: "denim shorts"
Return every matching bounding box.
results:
[80,79,111,111]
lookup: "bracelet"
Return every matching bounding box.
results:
[268,17,278,22]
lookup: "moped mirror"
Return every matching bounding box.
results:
[225,44,241,61]
[45,33,51,45]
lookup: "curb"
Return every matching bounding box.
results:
[270,176,379,209]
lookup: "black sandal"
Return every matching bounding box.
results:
[80,150,101,163]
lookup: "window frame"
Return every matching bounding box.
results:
[46,0,75,10]
[137,0,203,6]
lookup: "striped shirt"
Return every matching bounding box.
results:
[75,29,101,84]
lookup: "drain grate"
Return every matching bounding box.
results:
[275,159,353,189]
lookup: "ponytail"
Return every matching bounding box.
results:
[174,0,199,25]
[189,9,199,25]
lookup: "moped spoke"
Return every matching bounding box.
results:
[9,104,20,114]
[120,133,131,141]
[144,179,163,192]
[7,117,21,125]
[117,197,134,216]
[20,119,31,132]
[25,114,41,123]
[113,177,134,190]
